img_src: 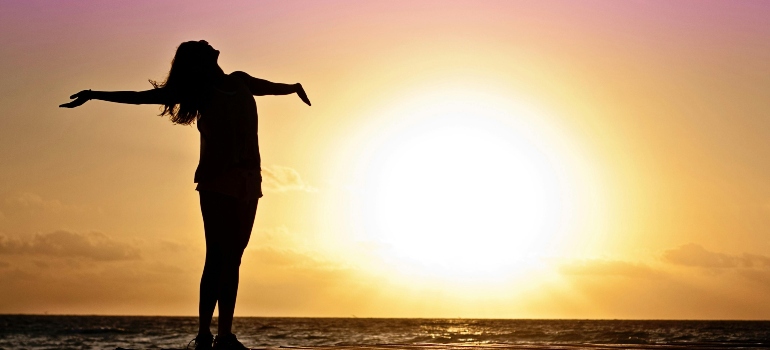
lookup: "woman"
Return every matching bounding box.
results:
[60,40,311,350]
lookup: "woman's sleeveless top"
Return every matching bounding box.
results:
[194,73,262,199]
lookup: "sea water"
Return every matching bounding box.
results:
[1,316,768,349]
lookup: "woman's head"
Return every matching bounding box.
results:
[173,40,220,72]
[152,40,222,125]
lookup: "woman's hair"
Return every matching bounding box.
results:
[150,41,216,125]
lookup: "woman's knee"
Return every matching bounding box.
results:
[204,250,223,270]
[218,248,246,268]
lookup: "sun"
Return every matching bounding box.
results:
[352,92,567,278]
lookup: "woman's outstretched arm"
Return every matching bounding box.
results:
[59,88,175,108]
[231,71,311,106]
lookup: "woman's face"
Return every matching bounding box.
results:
[197,40,220,62]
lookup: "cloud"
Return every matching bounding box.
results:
[251,247,322,268]
[0,192,93,222]
[261,165,316,193]
[159,239,187,253]
[739,269,770,286]
[0,230,140,261]
[250,225,302,248]
[662,244,770,269]
[1,192,78,214]
[4,192,65,212]
[559,259,661,279]
[247,246,348,273]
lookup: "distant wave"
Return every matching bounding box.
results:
[62,326,130,334]
[1,316,768,349]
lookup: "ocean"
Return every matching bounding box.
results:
[1,316,768,349]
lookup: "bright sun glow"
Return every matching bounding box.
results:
[354,90,566,278]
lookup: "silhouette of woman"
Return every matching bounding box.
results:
[60,40,311,350]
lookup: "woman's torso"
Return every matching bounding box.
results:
[194,72,262,199]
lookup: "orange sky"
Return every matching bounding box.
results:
[1,0,770,319]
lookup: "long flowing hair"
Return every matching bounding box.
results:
[150,41,216,125]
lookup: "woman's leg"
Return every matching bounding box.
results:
[198,241,221,335]
[198,191,257,336]
[215,196,257,336]
[199,191,228,336]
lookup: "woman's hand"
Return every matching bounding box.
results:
[295,84,311,106]
[59,90,92,108]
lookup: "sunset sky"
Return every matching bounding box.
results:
[1,0,770,319]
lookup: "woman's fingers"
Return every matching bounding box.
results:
[296,87,311,106]
[69,89,91,99]
[61,90,91,108]
[59,100,76,108]
[59,97,87,108]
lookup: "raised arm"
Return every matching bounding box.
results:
[59,88,176,108]
[231,71,311,106]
